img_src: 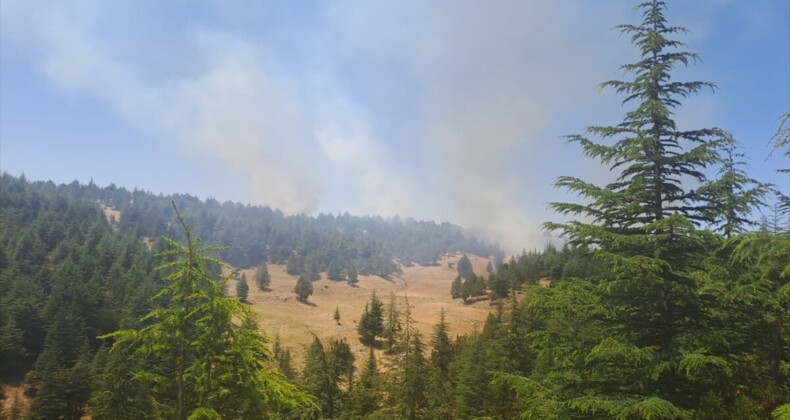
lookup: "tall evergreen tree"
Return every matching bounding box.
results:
[86,346,154,420]
[526,1,735,417]
[26,305,92,420]
[327,338,355,394]
[327,259,343,281]
[254,263,270,291]
[346,265,359,286]
[456,255,474,279]
[450,276,462,299]
[235,272,249,303]
[429,307,453,377]
[396,295,427,420]
[104,204,311,419]
[294,274,314,302]
[346,347,382,418]
[357,292,384,346]
[302,336,339,418]
[383,290,402,352]
[426,307,455,418]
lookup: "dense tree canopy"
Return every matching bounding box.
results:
[1,1,787,418]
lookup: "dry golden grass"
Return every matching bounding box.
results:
[98,201,120,226]
[228,254,494,367]
[1,384,28,418]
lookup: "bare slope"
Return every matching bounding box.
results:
[229,254,493,366]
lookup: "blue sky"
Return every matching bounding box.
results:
[1,0,788,251]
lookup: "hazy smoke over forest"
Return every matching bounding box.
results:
[4,0,768,251]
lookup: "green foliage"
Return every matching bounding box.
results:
[460,274,486,303]
[327,259,343,281]
[327,338,355,391]
[286,253,304,276]
[273,337,297,382]
[345,347,383,418]
[430,308,453,377]
[488,272,510,299]
[450,276,462,299]
[774,403,790,420]
[769,112,790,170]
[383,290,402,351]
[395,295,428,420]
[254,263,270,290]
[456,254,474,279]
[334,306,341,325]
[769,112,790,225]
[302,336,339,418]
[294,273,314,302]
[86,346,154,419]
[235,272,249,303]
[698,133,771,237]
[357,292,384,346]
[36,174,498,274]
[490,3,790,420]
[103,204,312,419]
[346,265,359,286]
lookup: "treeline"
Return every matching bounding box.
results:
[0,173,503,419]
[269,293,530,419]
[449,246,611,303]
[11,174,498,277]
[0,176,313,418]
[0,174,164,418]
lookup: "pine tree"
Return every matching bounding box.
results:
[294,274,314,302]
[453,333,490,419]
[236,272,249,303]
[327,338,355,393]
[86,346,154,420]
[333,306,341,325]
[530,1,733,416]
[346,347,382,418]
[346,265,359,287]
[769,112,790,221]
[254,263,270,290]
[698,133,770,237]
[430,307,453,376]
[273,336,297,381]
[103,203,311,419]
[426,307,455,418]
[396,295,427,420]
[357,292,384,346]
[306,257,321,281]
[302,336,339,418]
[327,259,342,281]
[383,290,402,352]
[286,253,303,276]
[26,305,92,420]
[456,255,474,279]
[450,276,462,299]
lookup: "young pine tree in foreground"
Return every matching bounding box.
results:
[103,203,312,419]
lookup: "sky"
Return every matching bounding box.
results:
[1,0,788,252]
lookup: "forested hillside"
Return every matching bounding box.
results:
[4,173,500,276]
[1,0,789,419]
